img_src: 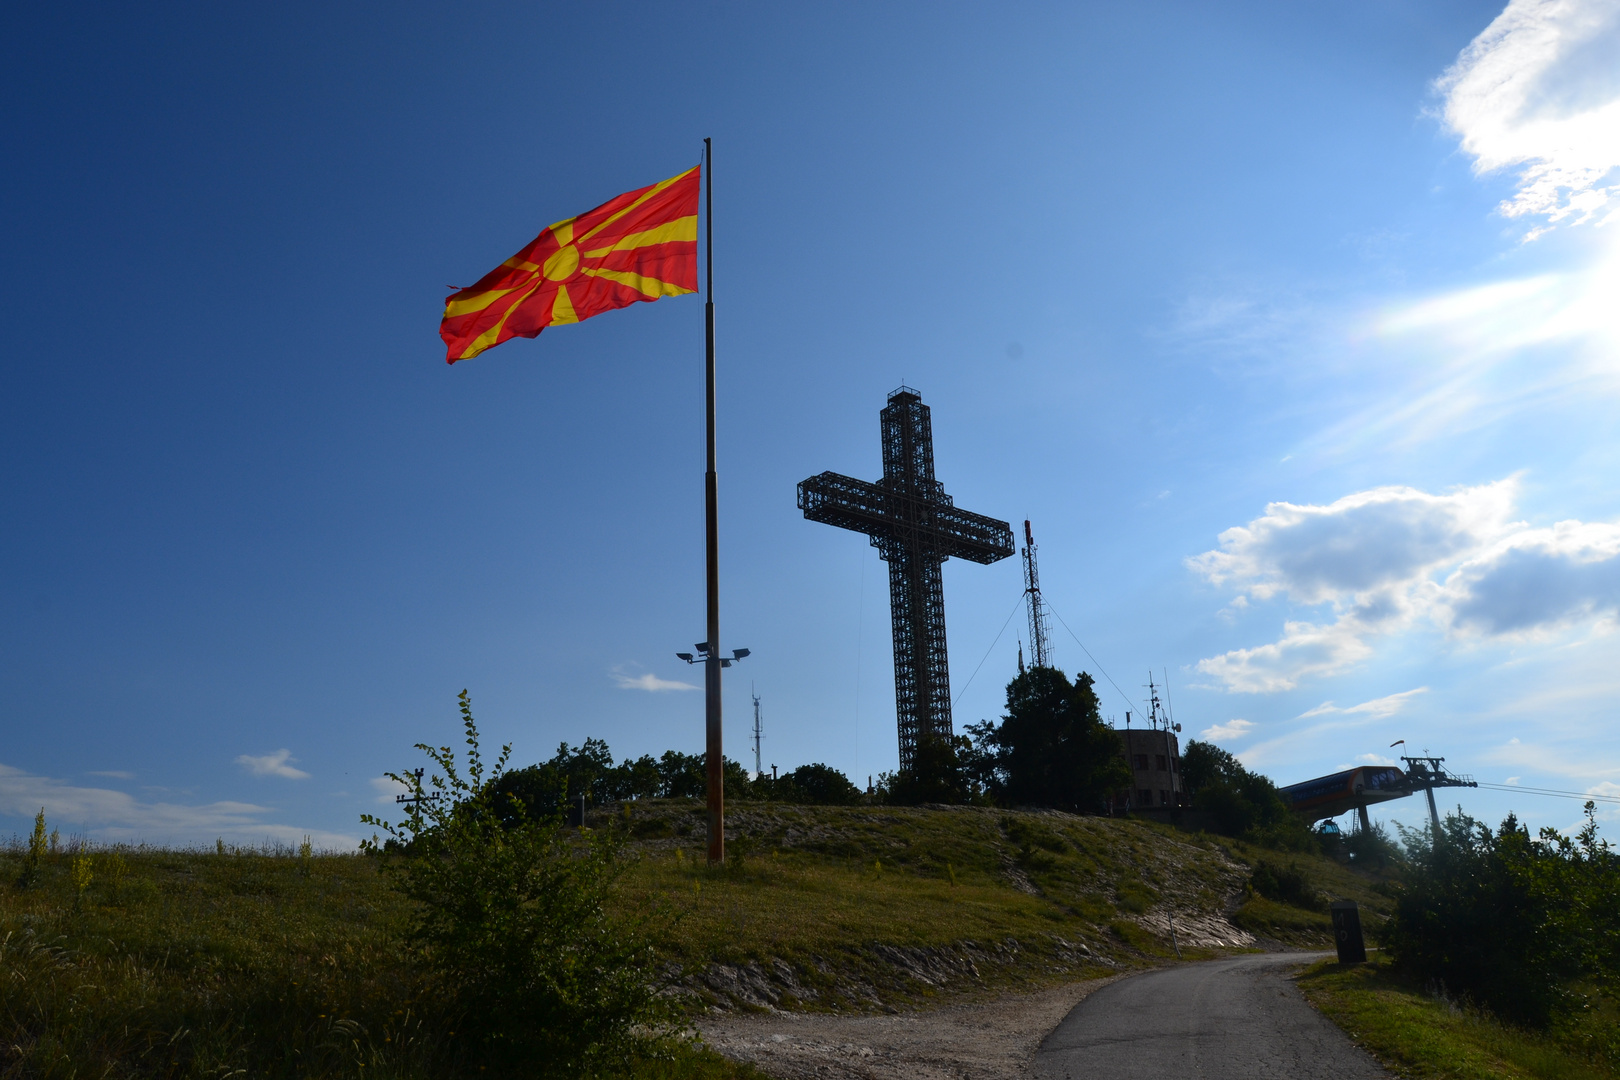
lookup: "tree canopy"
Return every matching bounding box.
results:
[1180,738,1309,847]
[978,666,1129,812]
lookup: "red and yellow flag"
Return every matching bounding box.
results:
[440,165,700,363]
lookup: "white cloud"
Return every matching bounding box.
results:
[235,749,311,780]
[1346,0,1620,428]
[1200,718,1255,741]
[370,774,412,805]
[0,763,353,848]
[1481,735,1620,782]
[1437,0,1620,233]
[1507,776,1522,784]
[1195,617,1376,693]
[1188,481,1518,603]
[1166,0,1620,465]
[1193,480,1620,690]
[1355,753,1397,766]
[611,671,700,692]
[86,770,134,779]
[1444,519,1620,635]
[1299,687,1430,719]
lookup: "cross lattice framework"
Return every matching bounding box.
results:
[798,387,1015,770]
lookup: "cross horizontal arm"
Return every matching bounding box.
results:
[920,501,1016,564]
[797,472,1015,565]
[798,471,888,534]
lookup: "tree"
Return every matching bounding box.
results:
[1180,739,1308,847]
[656,750,707,798]
[885,731,974,804]
[1180,740,1246,796]
[604,753,662,801]
[782,763,863,805]
[989,666,1129,812]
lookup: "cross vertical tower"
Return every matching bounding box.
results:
[799,387,1015,770]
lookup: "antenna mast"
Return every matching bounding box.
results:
[1021,520,1051,669]
[751,686,764,777]
[1146,673,1164,731]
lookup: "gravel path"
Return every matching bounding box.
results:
[1033,952,1391,1080]
[695,978,1118,1080]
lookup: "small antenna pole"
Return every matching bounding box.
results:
[751,685,764,777]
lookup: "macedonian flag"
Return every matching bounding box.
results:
[440,165,700,363]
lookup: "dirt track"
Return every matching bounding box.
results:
[694,978,1118,1080]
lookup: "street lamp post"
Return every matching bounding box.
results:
[676,644,750,862]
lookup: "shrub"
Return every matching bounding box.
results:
[1248,858,1321,910]
[1344,821,1401,868]
[362,691,668,1076]
[1384,805,1618,1030]
[19,809,47,887]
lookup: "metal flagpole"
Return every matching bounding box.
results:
[703,137,724,865]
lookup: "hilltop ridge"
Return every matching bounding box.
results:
[605,800,1394,1010]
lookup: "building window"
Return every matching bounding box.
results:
[1156,754,1168,772]
[1159,789,1170,806]
[1171,756,1179,773]
[1133,754,1149,770]
[1138,789,1153,805]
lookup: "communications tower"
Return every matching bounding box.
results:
[1021,520,1051,669]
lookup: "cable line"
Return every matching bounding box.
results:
[953,591,1027,707]
[1474,782,1620,805]
[1043,598,1145,719]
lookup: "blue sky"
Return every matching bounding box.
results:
[3,0,1617,847]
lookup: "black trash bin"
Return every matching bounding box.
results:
[1330,900,1367,964]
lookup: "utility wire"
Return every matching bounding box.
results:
[1044,599,1146,719]
[1474,782,1620,805]
[954,591,1027,706]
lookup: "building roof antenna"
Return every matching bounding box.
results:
[1162,668,1180,733]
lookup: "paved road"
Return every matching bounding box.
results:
[1032,952,1391,1080]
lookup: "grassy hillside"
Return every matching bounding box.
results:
[0,805,1393,1076]
[610,800,1392,1006]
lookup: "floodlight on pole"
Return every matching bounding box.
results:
[677,646,751,669]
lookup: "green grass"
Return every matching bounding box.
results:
[1298,955,1618,1080]
[1230,894,1333,941]
[0,805,1398,1077]
[612,802,1258,976]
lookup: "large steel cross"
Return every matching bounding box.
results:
[799,387,1015,771]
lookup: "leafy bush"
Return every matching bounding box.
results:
[1384,805,1619,1031]
[1335,821,1402,867]
[1249,858,1321,910]
[362,691,668,1075]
